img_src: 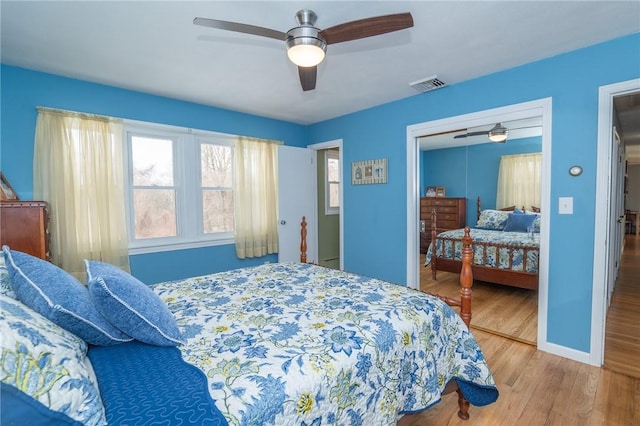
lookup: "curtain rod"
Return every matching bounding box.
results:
[36,106,282,144]
[36,106,121,123]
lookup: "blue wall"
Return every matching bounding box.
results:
[2,33,640,354]
[307,33,640,353]
[0,66,307,283]
[422,136,542,223]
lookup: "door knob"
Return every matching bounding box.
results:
[280,220,286,225]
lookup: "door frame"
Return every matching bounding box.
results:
[405,97,552,352]
[308,139,344,270]
[592,78,640,366]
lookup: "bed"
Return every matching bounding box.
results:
[1,218,498,425]
[425,197,540,290]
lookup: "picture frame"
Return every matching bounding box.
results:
[0,172,19,200]
[435,187,446,197]
[352,158,387,185]
[425,186,436,197]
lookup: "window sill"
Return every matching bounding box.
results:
[129,238,234,255]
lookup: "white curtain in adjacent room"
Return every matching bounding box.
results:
[496,152,542,211]
[233,136,279,258]
[33,107,129,279]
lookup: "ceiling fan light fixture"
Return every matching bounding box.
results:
[287,42,326,67]
[286,25,327,67]
[488,123,509,142]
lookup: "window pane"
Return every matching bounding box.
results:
[132,136,174,186]
[328,157,339,182]
[203,189,234,233]
[329,183,340,208]
[201,144,232,188]
[133,189,176,238]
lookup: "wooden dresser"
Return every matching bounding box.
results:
[1,201,50,260]
[420,197,466,253]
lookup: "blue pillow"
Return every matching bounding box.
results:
[503,212,537,232]
[2,246,132,346]
[86,260,184,346]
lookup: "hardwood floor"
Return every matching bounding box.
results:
[397,328,640,425]
[604,234,640,379]
[420,255,538,345]
[401,234,640,424]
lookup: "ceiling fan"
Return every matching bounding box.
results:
[193,9,413,91]
[453,123,541,143]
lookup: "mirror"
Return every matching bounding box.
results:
[418,116,542,345]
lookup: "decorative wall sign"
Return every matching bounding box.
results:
[351,158,387,185]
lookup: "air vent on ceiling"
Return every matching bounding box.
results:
[409,75,447,93]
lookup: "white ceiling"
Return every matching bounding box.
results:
[2,1,639,127]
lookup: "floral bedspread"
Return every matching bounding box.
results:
[425,228,540,273]
[151,262,498,426]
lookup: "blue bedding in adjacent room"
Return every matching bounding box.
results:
[425,228,540,273]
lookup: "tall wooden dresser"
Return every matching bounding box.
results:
[420,197,466,253]
[1,201,50,260]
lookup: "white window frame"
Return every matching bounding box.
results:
[123,120,236,254]
[325,149,340,215]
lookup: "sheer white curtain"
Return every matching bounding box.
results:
[33,108,129,279]
[233,136,279,258]
[496,152,542,210]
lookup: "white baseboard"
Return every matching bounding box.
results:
[538,341,596,366]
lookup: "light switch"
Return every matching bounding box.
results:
[559,197,573,214]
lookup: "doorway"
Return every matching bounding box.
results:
[406,98,552,352]
[309,140,344,271]
[592,78,640,366]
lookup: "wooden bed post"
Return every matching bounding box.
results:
[300,216,307,263]
[459,226,473,328]
[430,209,438,279]
[455,226,473,420]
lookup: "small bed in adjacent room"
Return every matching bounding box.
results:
[1,220,498,426]
[425,198,540,290]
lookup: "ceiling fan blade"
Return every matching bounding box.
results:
[298,66,317,91]
[193,17,288,41]
[509,125,542,131]
[319,13,413,45]
[454,130,490,139]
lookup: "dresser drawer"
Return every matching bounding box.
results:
[419,197,466,253]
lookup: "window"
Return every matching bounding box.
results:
[325,149,340,215]
[125,123,235,253]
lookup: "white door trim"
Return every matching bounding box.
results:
[406,98,552,353]
[308,139,344,270]
[592,78,640,366]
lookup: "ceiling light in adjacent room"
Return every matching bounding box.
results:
[488,123,508,142]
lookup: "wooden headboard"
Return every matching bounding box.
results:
[476,196,539,220]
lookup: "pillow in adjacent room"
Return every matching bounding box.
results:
[476,209,510,230]
[503,212,537,232]
[85,260,184,346]
[0,294,107,426]
[2,246,132,346]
